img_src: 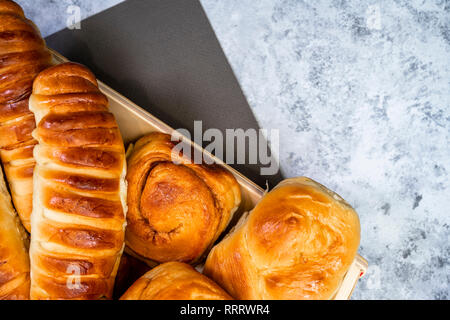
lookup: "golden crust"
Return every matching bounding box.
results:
[125,132,241,265]
[120,262,232,300]
[0,0,52,231]
[0,165,30,300]
[29,62,127,300]
[204,177,361,300]
[0,0,24,17]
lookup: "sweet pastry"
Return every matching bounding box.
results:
[204,177,361,300]
[0,0,52,231]
[0,165,30,300]
[120,261,232,300]
[28,62,127,299]
[125,132,241,265]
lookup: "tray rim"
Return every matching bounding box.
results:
[49,49,368,300]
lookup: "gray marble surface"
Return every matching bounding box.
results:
[16,0,450,300]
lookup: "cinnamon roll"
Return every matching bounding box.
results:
[125,132,241,265]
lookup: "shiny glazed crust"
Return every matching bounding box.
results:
[204,177,361,300]
[120,262,232,300]
[0,0,52,231]
[125,132,241,265]
[28,62,127,299]
[0,165,30,300]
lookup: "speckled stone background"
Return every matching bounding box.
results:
[16,0,450,299]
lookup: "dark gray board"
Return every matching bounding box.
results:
[45,0,283,187]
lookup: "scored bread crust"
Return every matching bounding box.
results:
[204,177,361,300]
[28,62,127,300]
[0,0,52,231]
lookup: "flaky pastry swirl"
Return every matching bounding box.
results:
[125,132,241,265]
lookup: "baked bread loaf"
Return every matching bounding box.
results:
[120,262,232,300]
[0,165,30,300]
[204,177,361,300]
[125,132,241,265]
[28,62,127,299]
[0,0,52,231]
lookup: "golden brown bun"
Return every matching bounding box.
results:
[120,262,232,300]
[0,165,30,300]
[0,0,52,231]
[204,177,361,300]
[125,132,241,265]
[28,62,127,300]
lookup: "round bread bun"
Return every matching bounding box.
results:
[204,177,361,300]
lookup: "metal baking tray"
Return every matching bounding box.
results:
[50,50,368,300]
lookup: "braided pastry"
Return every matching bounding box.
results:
[204,177,361,300]
[28,62,127,299]
[0,0,52,231]
[125,132,241,265]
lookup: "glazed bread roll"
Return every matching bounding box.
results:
[0,0,52,231]
[125,132,241,265]
[28,62,127,299]
[120,262,232,300]
[0,165,30,299]
[204,177,361,300]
